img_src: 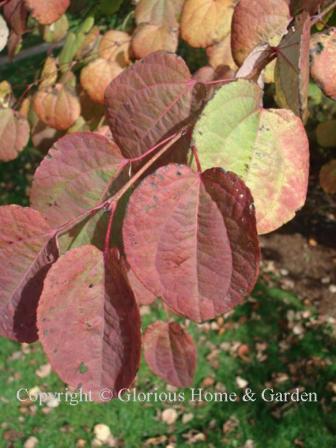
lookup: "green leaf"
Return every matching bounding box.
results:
[193,79,310,234]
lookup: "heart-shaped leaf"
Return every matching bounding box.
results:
[80,58,124,105]
[37,245,141,401]
[33,83,81,130]
[30,132,128,228]
[181,0,236,48]
[135,0,184,27]
[0,108,29,162]
[320,160,336,194]
[144,321,196,387]
[123,164,259,322]
[132,23,178,59]
[231,0,291,66]
[24,0,70,25]
[275,12,311,120]
[310,28,336,101]
[193,79,309,234]
[105,51,204,159]
[0,205,58,343]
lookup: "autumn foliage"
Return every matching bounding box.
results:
[0,0,335,400]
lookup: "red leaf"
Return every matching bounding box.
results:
[0,205,58,342]
[122,257,157,306]
[37,245,141,401]
[143,321,196,387]
[290,0,324,15]
[123,164,259,322]
[30,132,128,228]
[3,0,28,36]
[24,0,70,25]
[231,0,291,66]
[105,51,205,159]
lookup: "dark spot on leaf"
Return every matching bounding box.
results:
[79,362,88,374]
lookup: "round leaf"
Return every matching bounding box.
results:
[30,132,128,228]
[193,79,309,234]
[181,0,236,48]
[105,51,203,159]
[80,58,123,105]
[144,321,197,387]
[33,84,81,130]
[99,30,131,66]
[135,0,184,27]
[123,164,259,322]
[231,0,291,66]
[132,23,178,59]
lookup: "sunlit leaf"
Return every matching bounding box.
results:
[99,30,131,66]
[0,14,9,51]
[181,0,236,48]
[105,51,205,158]
[132,23,178,59]
[33,83,81,130]
[24,0,70,25]
[135,0,184,26]
[30,132,128,228]
[231,0,291,66]
[80,58,123,105]
[193,79,309,234]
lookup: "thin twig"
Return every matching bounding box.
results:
[311,0,336,27]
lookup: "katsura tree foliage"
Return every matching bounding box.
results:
[0,0,336,401]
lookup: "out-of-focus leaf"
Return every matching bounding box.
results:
[316,120,336,148]
[3,0,28,35]
[42,14,69,43]
[181,0,236,48]
[290,0,324,15]
[206,34,237,71]
[33,83,81,130]
[99,30,131,66]
[310,28,336,100]
[24,0,70,25]
[275,12,311,121]
[123,164,259,322]
[37,245,141,401]
[320,160,336,193]
[0,14,9,51]
[0,108,29,162]
[135,0,184,26]
[39,56,58,89]
[132,23,178,59]
[193,79,310,234]
[144,321,196,386]
[80,58,123,105]
[0,205,58,343]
